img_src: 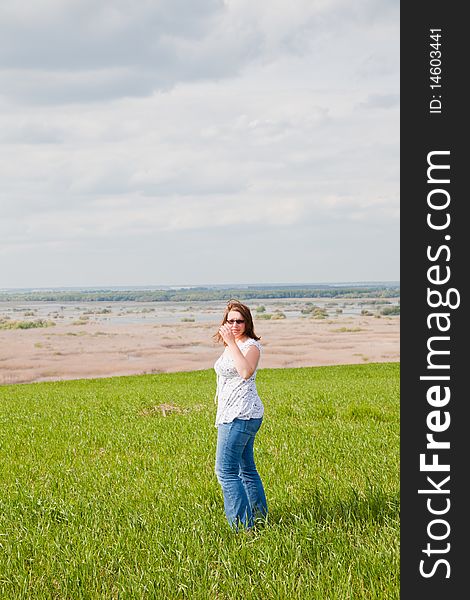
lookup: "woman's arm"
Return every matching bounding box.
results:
[226,343,260,380]
[218,324,260,379]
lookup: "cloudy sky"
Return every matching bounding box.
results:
[0,0,399,289]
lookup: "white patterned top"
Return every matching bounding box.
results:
[214,338,264,427]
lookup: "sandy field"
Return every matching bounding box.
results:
[0,299,399,385]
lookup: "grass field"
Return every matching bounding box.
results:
[0,363,399,599]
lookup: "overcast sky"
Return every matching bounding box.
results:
[0,0,399,289]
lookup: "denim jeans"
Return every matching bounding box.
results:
[215,417,268,530]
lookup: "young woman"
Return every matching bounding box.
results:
[213,300,268,531]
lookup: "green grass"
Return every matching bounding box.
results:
[0,363,399,599]
[0,319,56,330]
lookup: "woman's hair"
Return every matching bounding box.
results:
[213,299,261,345]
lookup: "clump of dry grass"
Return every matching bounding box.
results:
[140,403,205,417]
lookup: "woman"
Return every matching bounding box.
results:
[213,300,268,531]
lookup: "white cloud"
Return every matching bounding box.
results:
[0,0,399,287]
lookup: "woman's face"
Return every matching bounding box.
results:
[226,310,246,340]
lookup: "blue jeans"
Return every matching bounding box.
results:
[215,417,268,530]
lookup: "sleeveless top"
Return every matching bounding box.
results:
[214,338,264,426]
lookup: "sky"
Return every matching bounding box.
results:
[0,0,399,289]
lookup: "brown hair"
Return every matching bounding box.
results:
[213,299,261,345]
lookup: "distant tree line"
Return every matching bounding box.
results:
[0,285,400,303]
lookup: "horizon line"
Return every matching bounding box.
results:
[1,280,400,293]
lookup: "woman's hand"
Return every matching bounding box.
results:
[218,323,236,345]
[219,324,260,379]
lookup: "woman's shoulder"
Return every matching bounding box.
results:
[240,337,262,350]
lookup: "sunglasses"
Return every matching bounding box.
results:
[226,319,245,325]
